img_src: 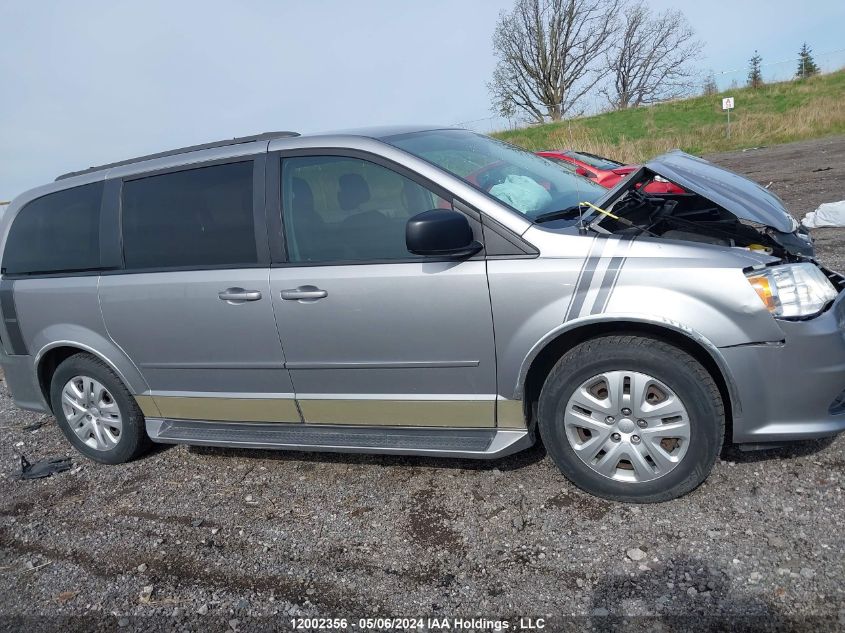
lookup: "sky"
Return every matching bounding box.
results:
[1,0,844,201]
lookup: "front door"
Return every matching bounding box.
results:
[269,153,497,427]
[99,158,299,423]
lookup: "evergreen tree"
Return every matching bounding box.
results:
[796,42,820,79]
[702,73,718,96]
[747,51,763,88]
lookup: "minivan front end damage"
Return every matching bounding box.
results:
[554,228,845,445]
[589,151,815,259]
[719,287,845,443]
[527,148,845,446]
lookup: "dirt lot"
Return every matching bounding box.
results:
[710,135,845,273]
[2,136,844,633]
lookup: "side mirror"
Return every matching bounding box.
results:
[406,209,483,258]
[575,166,596,179]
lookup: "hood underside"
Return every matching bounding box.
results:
[645,150,797,233]
[583,151,815,259]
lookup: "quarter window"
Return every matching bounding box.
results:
[121,161,256,270]
[282,156,450,263]
[2,182,104,275]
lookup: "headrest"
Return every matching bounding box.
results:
[337,173,370,211]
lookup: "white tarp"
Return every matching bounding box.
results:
[802,201,845,228]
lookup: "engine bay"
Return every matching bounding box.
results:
[591,169,815,259]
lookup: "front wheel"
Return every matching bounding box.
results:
[538,335,724,502]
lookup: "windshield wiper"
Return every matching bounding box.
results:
[533,204,592,224]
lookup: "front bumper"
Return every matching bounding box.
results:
[721,291,845,443]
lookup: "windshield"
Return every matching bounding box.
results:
[544,156,579,171]
[565,151,623,171]
[384,129,606,220]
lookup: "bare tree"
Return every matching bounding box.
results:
[488,0,622,123]
[601,2,703,110]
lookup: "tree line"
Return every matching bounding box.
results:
[489,0,824,123]
[746,43,820,89]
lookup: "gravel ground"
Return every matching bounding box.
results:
[2,136,845,633]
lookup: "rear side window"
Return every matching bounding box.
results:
[2,182,104,275]
[121,161,256,270]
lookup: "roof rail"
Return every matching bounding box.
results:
[55,131,300,181]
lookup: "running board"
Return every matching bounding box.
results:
[145,419,532,459]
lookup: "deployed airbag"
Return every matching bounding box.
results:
[489,175,552,214]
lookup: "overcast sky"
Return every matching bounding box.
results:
[1,0,843,201]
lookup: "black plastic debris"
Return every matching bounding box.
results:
[19,454,73,480]
[22,419,46,432]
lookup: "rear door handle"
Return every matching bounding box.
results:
[280,285,328,301]
[218,287,262,303]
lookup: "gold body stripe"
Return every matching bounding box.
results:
[496,399,527,429]
[134,394,525,428]
[138,395,300,423]
[298,399,494,427]
[134,395,161,418]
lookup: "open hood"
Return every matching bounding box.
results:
[645,150,797,233]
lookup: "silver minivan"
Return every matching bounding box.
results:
[2,127,843,502]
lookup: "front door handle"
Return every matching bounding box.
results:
[218,287,262,304]
[281,285,328,301]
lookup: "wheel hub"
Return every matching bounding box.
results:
[563,370,691,483]
[617,418,636,434]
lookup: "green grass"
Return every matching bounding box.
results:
[493,70,845,162]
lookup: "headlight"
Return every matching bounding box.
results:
[746,263,838,318]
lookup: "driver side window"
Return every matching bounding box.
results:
[282,156,450,263]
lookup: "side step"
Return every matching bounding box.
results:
[146,419,532,459]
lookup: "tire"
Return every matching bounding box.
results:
[538,335,724,503]
[50,353,151,464]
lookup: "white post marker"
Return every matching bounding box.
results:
[722,97,735,138]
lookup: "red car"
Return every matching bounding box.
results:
[536,149,685,194]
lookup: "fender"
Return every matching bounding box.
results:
[513,312,745,417]
[33,326,153,409]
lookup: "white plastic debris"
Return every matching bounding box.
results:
[801,200,845,228]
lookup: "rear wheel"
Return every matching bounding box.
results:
[50,353,151,464]
[538,335,724,502]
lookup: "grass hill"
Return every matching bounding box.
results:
[493,69,845,161]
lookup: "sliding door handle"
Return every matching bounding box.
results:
[218,288,262,303]
[281,285,328,301]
